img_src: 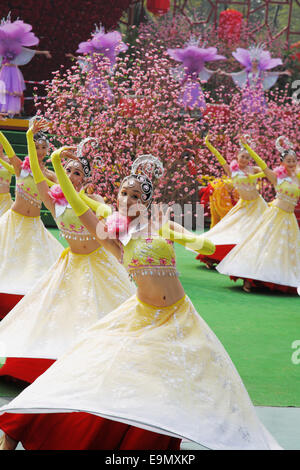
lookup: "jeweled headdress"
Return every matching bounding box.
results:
[76,137,98,178]
[275,135,296,161]
[122,154,164,204]
[239,134,256,152]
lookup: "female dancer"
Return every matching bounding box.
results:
[217,136,300,293]
[0,126,63,316]
[0,14,51,116]
[0,119,135,383]
[0,151,281,450]
[220,44,290,114]
[0,144,14,217]
[196,133,267,270]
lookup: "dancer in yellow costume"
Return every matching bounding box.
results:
[209,177,239,228]
[0,144,14,217]
[0,124,63,300]
[217,135,300,293]
[0,153,281,450]
[0,118,135,383]
[197,133,267,268]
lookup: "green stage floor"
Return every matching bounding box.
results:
[0,228,299,450]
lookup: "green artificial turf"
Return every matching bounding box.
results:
[1,228,299,406]
[175,243,300,407]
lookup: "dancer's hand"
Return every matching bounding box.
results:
[0,113,7,121]
[239,134,247,146]
[31,118,49,134]
[60,146,77,160]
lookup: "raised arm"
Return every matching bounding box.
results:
[239,136,277,186]
[51,148,120,258]
[0,145,15,174]
[205,134,231,177]
[0,131,22,176]
[153,203,215,255]
[26,122,57,215]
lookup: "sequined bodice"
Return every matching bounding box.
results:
[122,236,178,278]
[232,172,259,194]
[275,178,300,208]
[56,206,95,241]
[16,174,42,207]
[0,163,12,190]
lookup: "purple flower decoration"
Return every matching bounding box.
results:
[76,27,127,102]
[0,19,39,59]
[167,42,225,110]
[77,30,127,68]
[232,46,282,72]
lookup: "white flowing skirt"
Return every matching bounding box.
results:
[203,195,268,245]
[0,209,63,295]
[217,205,300,288]
[0,246,136,359]
[0,295,281,450]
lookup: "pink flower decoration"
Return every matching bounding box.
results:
[159,258,167,265]
[131,258,139,266]
[274,165,288,180]
[230,159,240,172]
[171,258,176,265]
[21,156,31,172]
[106,212,130,237]
[145,238,153,243]
[49,184,68,206]
[146,256,154,264]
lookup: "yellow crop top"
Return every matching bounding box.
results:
[56,205,96,241]
[275,176,300,208]
[16,174,42,208]
[122,236,178,278]
[0,162,13,190]
[231,169,265,194]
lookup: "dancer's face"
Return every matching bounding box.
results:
[65,161,85,191]
[35,141,48,161]
[282,153,297,174]
[237,151,251,169]
[252,59,258,72]
[118,180,147,219]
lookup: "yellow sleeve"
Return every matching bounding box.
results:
[241,143,267,170]
[248,171,265,182]
[159,223,215,255]
[0,131,16,159]
[0,157,15,174]
[205,135,227,166]
[26,129,55,187]
[51,148,89,217]
[79,190,112,219]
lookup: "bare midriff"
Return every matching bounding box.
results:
[134,274,185,308]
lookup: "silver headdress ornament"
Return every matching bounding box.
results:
[186,35,201,48]
[93,23,105,35]
[248,43,265,61]
[1,11,13,26]
[130,154,164,180]
[124,154,164,204]
[29,116,50,147]
[239,134,256,151]
[275,135,296,160]
[76,137,99,178]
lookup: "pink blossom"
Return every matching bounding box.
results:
[106,212,130,237]
[273,165,288,180]
[49,184,68,206]
[21,156,31,172]
[230,159,240,172]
